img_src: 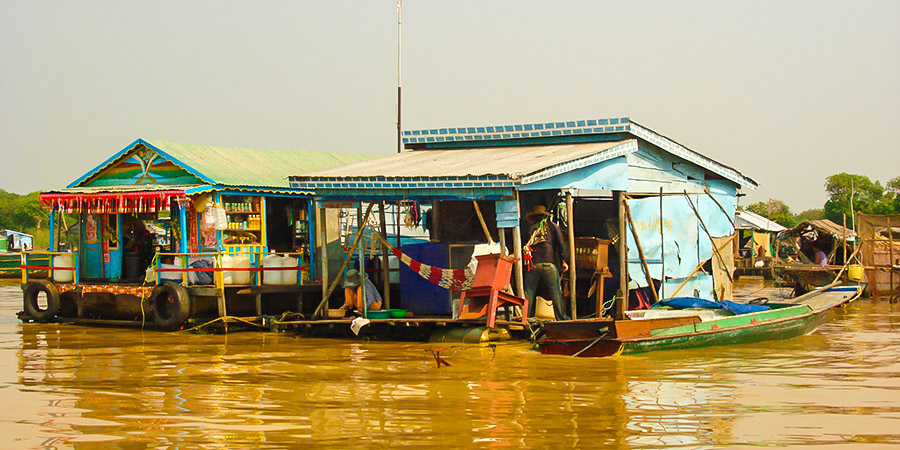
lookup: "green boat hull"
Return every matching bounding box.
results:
[538,285,861,357]
[621,307,826,354]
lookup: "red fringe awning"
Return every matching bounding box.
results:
[40,190,186,214]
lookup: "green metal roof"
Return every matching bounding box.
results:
[70,139,377,189]
[144,140,377,188]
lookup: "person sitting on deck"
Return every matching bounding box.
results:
[813,245,828,267]
[340,269,383,312]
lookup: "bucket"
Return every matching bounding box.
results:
[123,253,142,279]
[52,254,74,283]
[281,256,298,285]
[848,264,864,281]
[233,255,251,285]
[261,253,283,285]
[221,255,234,285]
[159,263,182,281]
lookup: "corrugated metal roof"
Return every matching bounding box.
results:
[300,140,629,180]
[400,117,758,190]
[735,210,787,232]
[144,140,376,187]
[71,139,377,189]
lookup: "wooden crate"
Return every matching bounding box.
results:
[573,237,611,271]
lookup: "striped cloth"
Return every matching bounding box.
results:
[372,232,474,291]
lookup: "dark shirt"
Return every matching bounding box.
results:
[527,219,569,267]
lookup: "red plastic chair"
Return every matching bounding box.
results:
[457,253,529,328]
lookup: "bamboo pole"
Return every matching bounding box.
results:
[566,191,577,318]
[703,188,736,229]
[472,201,493,243]
[659,187,665,299]
[314,203,375,317]
[379,201,390,309]
[513,192,525,298]
[624,200,660,305]
[617,191,628,319]
[842,214,847,265]
[889,216,895,301]
[318,203,329,314]
[684,191,734,283]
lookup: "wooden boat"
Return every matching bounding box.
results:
[537,283,862,357]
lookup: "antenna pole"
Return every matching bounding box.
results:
[397,0,402,154]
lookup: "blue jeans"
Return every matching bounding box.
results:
[524,263,570,320]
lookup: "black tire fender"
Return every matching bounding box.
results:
[23,280,61,322]
[149,281,191,331]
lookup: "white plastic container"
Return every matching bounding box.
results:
[52,253,74,283]
[159,263,183,281]
[221,254,234,285]
[281,256,298,285]
[233,255,251,285]
[261,253,283,285]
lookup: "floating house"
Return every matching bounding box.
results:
[774,219,857,294]
[2,230,34,252]
[733,210,786,278]
[290,117,758,322]
[20,139,373,329]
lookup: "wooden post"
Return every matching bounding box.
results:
[617,191,628,319]
[684,192,734,283]
[379,201,390,309]
[566,191,577,319]
[472,201,493,243]
[358,205,367,317]
[842,214,848,265]
[889,216,895,301]
[314,203,376,317]
[513,192,525,298]
[624,201,660,305]
[499,228,507,256]
[659,187,665,299]
[319,203,329,317]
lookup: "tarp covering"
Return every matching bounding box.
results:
[625,185,736,299]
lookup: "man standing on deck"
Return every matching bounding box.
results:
[523,205,571,321]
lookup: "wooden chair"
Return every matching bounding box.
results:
[457,253,528,328]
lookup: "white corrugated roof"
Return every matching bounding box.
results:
[735,210,787,232]
[302,140,629,180]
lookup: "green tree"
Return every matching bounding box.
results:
[745,199,797,227]
[824,173,886,222]
[795,208,825,222]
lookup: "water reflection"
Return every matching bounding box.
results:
[2,281,900,448]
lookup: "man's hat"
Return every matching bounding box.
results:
[526,205,552,220]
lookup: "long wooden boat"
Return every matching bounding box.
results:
[537,283,862,357]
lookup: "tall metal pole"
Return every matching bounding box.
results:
[396,0,402,154]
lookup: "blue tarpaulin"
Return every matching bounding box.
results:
[625,181,736,296]
[651,297,771,314]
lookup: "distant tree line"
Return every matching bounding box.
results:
[0,190,47,233]
[743,174,900,228]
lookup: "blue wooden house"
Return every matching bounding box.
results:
[22,138,373,329]
[290,117,757,319]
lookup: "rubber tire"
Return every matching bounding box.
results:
[23,280,61,322]
[149,282,191,331]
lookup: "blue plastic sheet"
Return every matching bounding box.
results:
[651,297,771,315]
[626,181,736,292]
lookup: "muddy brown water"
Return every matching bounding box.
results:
[1,278,899,449]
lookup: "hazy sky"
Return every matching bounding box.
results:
[2,1,898,211]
